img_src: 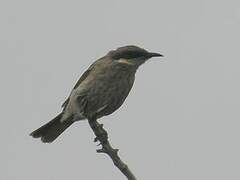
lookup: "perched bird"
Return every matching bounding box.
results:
[30,45,163,143]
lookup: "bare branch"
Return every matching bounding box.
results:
[88,119,137,180]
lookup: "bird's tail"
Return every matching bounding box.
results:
[30,112,73,143]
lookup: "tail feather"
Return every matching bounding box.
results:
[30,113,73,143]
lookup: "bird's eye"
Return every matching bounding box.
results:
[113,51,146,60]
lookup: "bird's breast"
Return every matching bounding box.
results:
[84,68,135,119]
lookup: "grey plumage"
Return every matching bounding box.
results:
[30,45,163,143]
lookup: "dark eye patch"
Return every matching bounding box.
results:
[112,50,147,60]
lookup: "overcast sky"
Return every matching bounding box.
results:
[1,0,240,180]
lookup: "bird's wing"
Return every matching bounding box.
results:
[61,67,94,109]
[61,56,107,109]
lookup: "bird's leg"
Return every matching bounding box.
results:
[88,120,108,144]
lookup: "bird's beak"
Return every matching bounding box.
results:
[148,52,164,58]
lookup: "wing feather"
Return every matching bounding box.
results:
[61,67,93,109]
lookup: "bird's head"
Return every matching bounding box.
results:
[108,45,163,67]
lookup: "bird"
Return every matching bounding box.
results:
[30,45,163,143]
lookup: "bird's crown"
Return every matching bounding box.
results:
[108,45,150,60]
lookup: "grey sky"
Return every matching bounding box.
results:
[1,0,240,179]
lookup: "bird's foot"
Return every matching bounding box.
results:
[94,132,108,144]
[93,124,108,144]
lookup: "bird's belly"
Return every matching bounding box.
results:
[84,74,134,119]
